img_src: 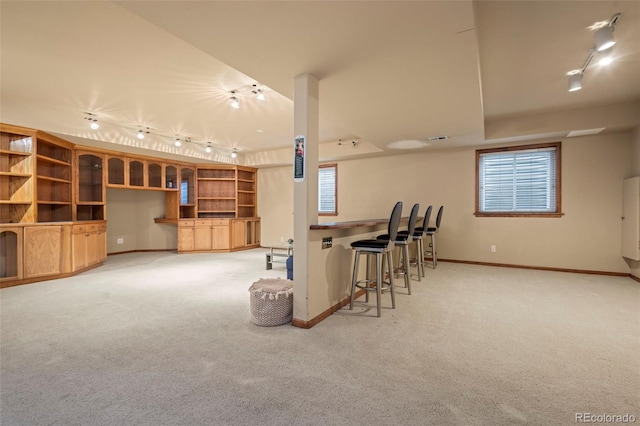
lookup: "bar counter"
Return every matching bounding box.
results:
[295,217,408,327]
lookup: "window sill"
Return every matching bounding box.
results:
[474,212,564,218]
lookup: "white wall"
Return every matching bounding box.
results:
[259,132,633,274]
[106,189,177,253]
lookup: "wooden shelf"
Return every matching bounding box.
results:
[198,197,235,200]
[238,178,255,183]
[36,175,71,184]
[0,149,30,156]
[38,200,71,205]
[0,200,32,205]
[197,178,236,181]
[0,172,31,178]
[36,155,70,166]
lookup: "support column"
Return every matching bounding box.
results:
[292,74,319,324]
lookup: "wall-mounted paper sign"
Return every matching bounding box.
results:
[294,135,305,182]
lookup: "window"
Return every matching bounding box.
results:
[476,142,561,217]
[319,164,337,215]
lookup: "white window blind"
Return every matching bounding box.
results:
[318,166,336,214]
[479,146,557,213]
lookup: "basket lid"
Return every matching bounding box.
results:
[249,278,293,293]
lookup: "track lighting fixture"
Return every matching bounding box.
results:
[78,114,230,162]
[228,83,269,108]
[231,148,238,159]
[566,12,621,93]
[84,113,99,129]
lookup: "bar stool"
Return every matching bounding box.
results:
[350,202,403,317]
[425,205,444,269]
[401,205,431,280]
[377,203,419,295]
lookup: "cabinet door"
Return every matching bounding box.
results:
[107,156,126,186]
[231,220,245,249]
[212,225,230,250]
[72,227,87,271]
[97,228,106,262]
[86,231,99,265]
[178,226,195,252]
[0,228,23,281]
[195,223,213,250]
[24,225,62,278]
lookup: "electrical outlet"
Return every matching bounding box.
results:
[491,245,496,253]
[322,237,332,249]
[117,238,124,245]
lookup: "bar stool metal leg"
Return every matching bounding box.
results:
[385,249,396,309]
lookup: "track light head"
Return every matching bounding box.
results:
[137,130,145,139]
[594,26,615,51]
[174,138,182,147]
[231,148,238,159]
[90,120,99,130]
[568,73,583,92]
[205,144,212,153]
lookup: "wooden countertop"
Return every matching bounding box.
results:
[310,218,390,230]
[0,220,106,228]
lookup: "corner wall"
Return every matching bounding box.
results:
[259,132,633,274]
[105,189,177,253]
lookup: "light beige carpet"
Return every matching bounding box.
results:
[1,249,638,425]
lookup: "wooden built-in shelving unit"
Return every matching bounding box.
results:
[0,125,34,223]
[1,122,262,287]
[36,134,73,222]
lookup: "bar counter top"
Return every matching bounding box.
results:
[309,218,389,230]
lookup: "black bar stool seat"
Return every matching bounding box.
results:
[349,201,403,317]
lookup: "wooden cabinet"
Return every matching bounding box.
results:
[23,225,63,278]
[76,151,105,221]
[0,125,35,223]
[195,165,257,219]
[177,220,195,252]
[165,165,178,190]
[71,222,106,272]
[231,218,261,249]
[237,167,257,218]
[184,219,232,252]
[0,227,23,282]
[148,162,163,189]
[197,166,236,218]
[129,159,146,187]
[180,167,195,218]
[36,134,73,222]
[107,156,126,187]
[231,219,245,249]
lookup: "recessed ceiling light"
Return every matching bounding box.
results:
[387,139,429,149]
[566,128,605,137]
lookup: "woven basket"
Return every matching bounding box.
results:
[248,278,294,326]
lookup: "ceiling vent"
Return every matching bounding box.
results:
[427,135,449,142]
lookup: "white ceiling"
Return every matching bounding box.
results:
[1,1,638,166]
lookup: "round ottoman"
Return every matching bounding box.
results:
[248,278,294,326]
